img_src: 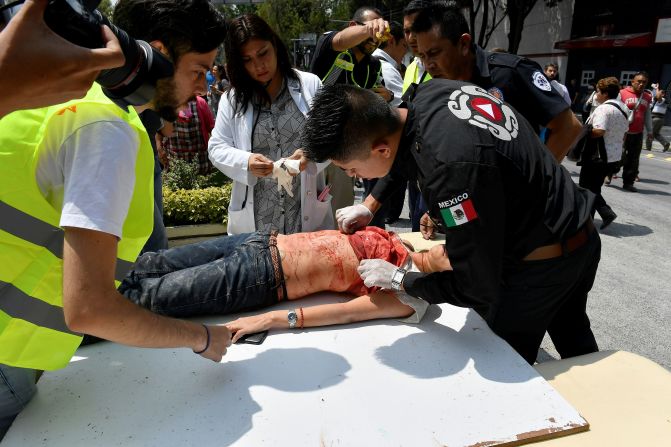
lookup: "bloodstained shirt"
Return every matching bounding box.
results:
[346,226,409,296]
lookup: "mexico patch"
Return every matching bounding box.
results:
[438,192,478,227]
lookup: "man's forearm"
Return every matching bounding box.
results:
[545,108,583,162]
[362,193,382,215]
[331,25,372,52]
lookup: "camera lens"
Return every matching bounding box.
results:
[42,0,174,108]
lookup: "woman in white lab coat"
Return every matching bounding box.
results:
[208,14,333,235]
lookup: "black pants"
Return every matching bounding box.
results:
[578,162,613,217]
[490,230,601,364]
[622,132,643,186]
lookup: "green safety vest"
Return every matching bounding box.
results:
[402,58,432,94]
[321,50,382,89]
[0,84,154,370]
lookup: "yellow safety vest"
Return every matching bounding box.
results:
[402,58,432,94]
[0,84,154,370]
[321,50,382,89]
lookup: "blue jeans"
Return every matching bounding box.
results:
[119,232,283,317]
[0,364,37,440]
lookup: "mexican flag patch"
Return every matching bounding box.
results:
[438,192,478,228]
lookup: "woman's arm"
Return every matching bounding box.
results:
[225,291,413,343]
[207,91,258,185]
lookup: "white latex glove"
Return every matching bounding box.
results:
[395,292,429,324]
[336,204,373,233]
[357,259,399,289]
[271,158,301,197]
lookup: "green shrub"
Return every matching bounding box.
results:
[162,157,231,190]
[163,183,232,226]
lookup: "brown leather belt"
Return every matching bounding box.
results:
[523,220,595,261]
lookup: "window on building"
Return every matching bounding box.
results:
[620,71,638,86]
[580,70,595,87]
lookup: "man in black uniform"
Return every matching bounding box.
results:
[301,82,601,364]
[410,3,582,162]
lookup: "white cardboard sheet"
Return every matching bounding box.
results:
[4,296,587,446]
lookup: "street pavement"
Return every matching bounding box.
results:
[366,126,671,370]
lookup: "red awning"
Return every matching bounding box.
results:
[554,32,653,50]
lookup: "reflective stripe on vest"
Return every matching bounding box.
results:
[0,280,73,335]
[402,59,432,94]
[321,51,378,88]
[0,84,153,370]
[0,201,135,282]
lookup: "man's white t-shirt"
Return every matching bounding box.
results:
[373,48,403,107]
[35,108,140,238]
[590,99,629,163]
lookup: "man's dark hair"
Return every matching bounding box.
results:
[411,2,470,45]
[352,6,383,23]
[225,14,299,114]
[544,63,558,71]
[634,71,649,80]
[302,85,402,163]
[113,0,227,63]
[379,21,404,50]
[403,0,433,17]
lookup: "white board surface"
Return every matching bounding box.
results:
[4,296,587,446]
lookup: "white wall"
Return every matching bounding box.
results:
[475,0,575,81]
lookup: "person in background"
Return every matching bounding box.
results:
[401,0,432,232]
[544,63,571,105]
[410,3,582,163]
[161,96,215,175]
[208,14,334,235]
[372,20,408,226]
[209,64,229,115]
[619,71,653,192]
[582,80,599,123]
[309,6,392,218]
[646,83,669,152]
[578,77,629,229]
[0,0,124,117]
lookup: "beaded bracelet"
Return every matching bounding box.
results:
[299,307,304,330]
[193,324,210,354]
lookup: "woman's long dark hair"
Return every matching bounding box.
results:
[225,14,299,114]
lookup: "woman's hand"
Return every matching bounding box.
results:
[248,153,274,177]
[287,148,308,175]
[225,311,281,343]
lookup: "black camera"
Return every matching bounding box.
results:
[1,0,174,109]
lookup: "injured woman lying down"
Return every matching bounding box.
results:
[119,227,451,342]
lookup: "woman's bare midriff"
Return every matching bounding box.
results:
[277,231,361,299]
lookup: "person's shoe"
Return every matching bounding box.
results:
[604,176,611,186]
[664,143,670,153]
[384,216,399,225]
[599,208,617,229]
[623,184,638,192]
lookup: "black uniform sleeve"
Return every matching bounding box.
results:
[396,81,508,311]
[309,32,338,80]
[403,159,506,311]
[508,59,569,127]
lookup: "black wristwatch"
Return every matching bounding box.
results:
[388,90,395,103]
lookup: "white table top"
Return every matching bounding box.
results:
[3,296,587,447]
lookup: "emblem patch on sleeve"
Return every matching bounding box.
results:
[438,192,478,227]
[532,71,552,92]
[447,85,519,141]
